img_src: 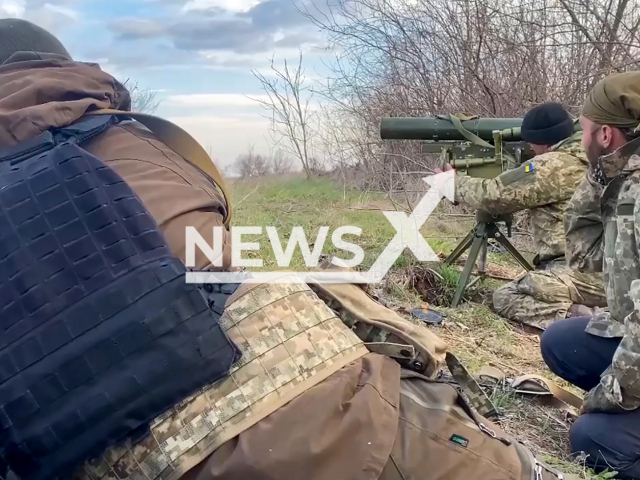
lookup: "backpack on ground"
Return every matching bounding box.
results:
[392,369,576,480]
[309,262,579,480]
[0,114,240,480]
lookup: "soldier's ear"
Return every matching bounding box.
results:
[599,125,615,149]
[600,124,630,150]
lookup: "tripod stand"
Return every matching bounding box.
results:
[444,211,534,307]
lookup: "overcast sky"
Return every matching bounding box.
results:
[0,0,330,168]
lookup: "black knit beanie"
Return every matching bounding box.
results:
[521,102,574,146]
[0,18,71,66]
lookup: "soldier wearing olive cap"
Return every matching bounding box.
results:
[540,71,640,479]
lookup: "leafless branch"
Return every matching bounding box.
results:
[250,51,320,179]
[122,78,161,114]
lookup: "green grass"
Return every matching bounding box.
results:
[540,455,617,480]
[230,176,469,272]
[437,263,463,299]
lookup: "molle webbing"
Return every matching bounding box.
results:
[0,115,239,480]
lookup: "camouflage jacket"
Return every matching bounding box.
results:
[564,172,604,273]
[455,132,588,262]
[570,136,640,413]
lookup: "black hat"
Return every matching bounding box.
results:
[521,102,574,146]
[0,18,71,66]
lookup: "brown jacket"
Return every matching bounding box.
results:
[0,57,401,479]
[0,56,231,270]
[183,354,400,480]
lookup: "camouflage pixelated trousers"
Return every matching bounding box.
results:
[492,260,607,330]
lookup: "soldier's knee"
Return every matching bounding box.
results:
[570,415,598,455]
[540,317,592,378]
[540,322,565,371]
[570,414,640,478]
[492,282,517,316]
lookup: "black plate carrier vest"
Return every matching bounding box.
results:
[0,115,240,480]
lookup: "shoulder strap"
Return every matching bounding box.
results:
[439,114,494,149]
[445,352,499,419]
[511,374,583,412]
[476,367,583,414]
[85,109,232,228]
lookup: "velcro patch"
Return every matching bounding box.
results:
[501,163,536,186]
[450,434,469,448]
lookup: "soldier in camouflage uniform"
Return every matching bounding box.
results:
[437,102,606,329]
[540,71,640,479]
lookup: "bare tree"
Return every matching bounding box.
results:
[122,78,161,114]
[233,146,273,178]
[250,51,318,179]
[272,150,294,175]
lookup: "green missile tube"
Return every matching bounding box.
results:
[380,116,581,142]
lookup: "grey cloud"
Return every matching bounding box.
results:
[25,0,83,7]
[167,19,274,53]
[194,6,226,16]
[142,0,184,3]
[84,43,199,69]
[237,0,309,30]
[110,19,165,40]
[275,32,321,48]
[21,1,81,36]
[107,0,320,55]
[142,0,225,15]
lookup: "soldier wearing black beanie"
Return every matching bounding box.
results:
[521,102,575,154]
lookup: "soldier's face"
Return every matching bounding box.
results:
[529,144,550,155]
[580,116,608,168]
